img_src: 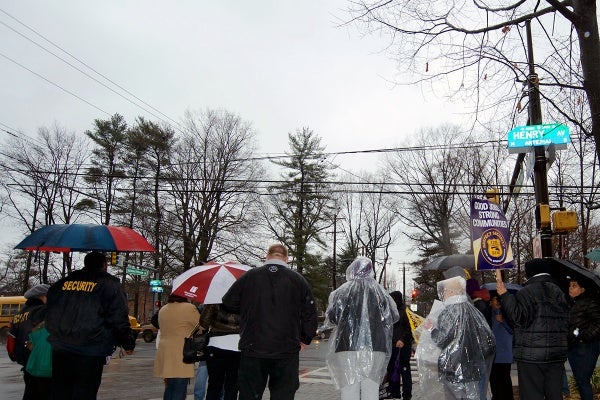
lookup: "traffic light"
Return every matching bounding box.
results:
[535,203,551,229]
[154,300,161,308]
[111,252,118,265]
[411,289,418,302]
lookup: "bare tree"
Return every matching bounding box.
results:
[163,109,262,272]
[0,124,88,286]
[338,172,401,282]
[387,126,471,259]
[347,1,600,163]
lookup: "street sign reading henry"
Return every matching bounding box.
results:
[470,198,515,270]
[507,123,570,154]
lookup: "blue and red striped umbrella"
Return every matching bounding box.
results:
[14,223,155,253]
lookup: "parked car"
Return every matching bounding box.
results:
[129,315,142,339]
[315,324,333,340]
[140,323,159,343]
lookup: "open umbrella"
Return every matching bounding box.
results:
[540,258,600,295]
[585,249,600,262]
[14,224,155,253]
[171,261,251,304]
[424,254,475,271]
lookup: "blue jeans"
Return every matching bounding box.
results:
[568,341,600,400]
[163,377,189,400]
[194,361,208,400]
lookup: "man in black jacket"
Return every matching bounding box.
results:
[497,258,569,400]
[222,243,318,400]
[45,251,136,400]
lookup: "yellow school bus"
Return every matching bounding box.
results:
[0,296,27,342]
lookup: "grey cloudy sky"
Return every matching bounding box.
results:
[0,1,461,160]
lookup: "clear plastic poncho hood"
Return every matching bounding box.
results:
[324,257,400,389]
[415,276,496,400]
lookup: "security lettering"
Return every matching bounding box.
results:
[61,281,98,292]
[12,311,30,324]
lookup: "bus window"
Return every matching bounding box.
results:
[0,296,26,343]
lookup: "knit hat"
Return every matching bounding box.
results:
[24,284,50,299]
[525,258,547,278]
[443,266,471,280]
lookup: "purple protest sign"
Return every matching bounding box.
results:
[470,198,515,270]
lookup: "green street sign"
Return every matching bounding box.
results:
[126,267,147,276]
[507,123,570,154]
[149,279,162,287]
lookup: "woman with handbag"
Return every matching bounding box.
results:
[153,293,200,400]
[200,303,241,400]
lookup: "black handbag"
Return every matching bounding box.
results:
[182,324,209,364]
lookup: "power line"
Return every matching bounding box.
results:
[0,9,184,132]
[0,51,112,117]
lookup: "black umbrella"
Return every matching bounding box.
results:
[537,258,600,295]
[424,254,475,271]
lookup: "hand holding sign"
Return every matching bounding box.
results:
[495,269,507,295]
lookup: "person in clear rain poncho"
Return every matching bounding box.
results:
[418,276,496,400]
[325,257,400,400]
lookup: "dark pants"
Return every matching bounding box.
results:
[51,349,105,400]
[163,378,190,400]
[489,363,514,400]
[206,346,240,400]
[517,361,563,400]
[386,345,412,398]
[568,341,600,400]
[23,370,51,400]
[238,353,299,400]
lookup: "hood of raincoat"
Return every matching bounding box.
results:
[345,256,375,280]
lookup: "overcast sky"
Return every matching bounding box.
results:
[0,1,462,158]
[0,2,463,276]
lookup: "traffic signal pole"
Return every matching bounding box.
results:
[526,20,553,258]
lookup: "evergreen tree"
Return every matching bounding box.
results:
[266,128,334,274]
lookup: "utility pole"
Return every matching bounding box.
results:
[526,20,553,257]
[402,262,406,299]
[332,213,337,290]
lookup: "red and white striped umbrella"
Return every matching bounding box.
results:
[171,261,250,304]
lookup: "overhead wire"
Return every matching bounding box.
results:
[0,8,184,133]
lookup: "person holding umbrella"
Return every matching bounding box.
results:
[566,278,600,400]
[496,258,570,400]
[45,251,136,400]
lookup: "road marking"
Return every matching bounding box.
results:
[299,366,333,384]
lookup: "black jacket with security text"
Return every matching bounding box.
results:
[222,259,318,358]
[8,298,46,366]
[45,266,135,357]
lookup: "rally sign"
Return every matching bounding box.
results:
[470,198,515,270]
